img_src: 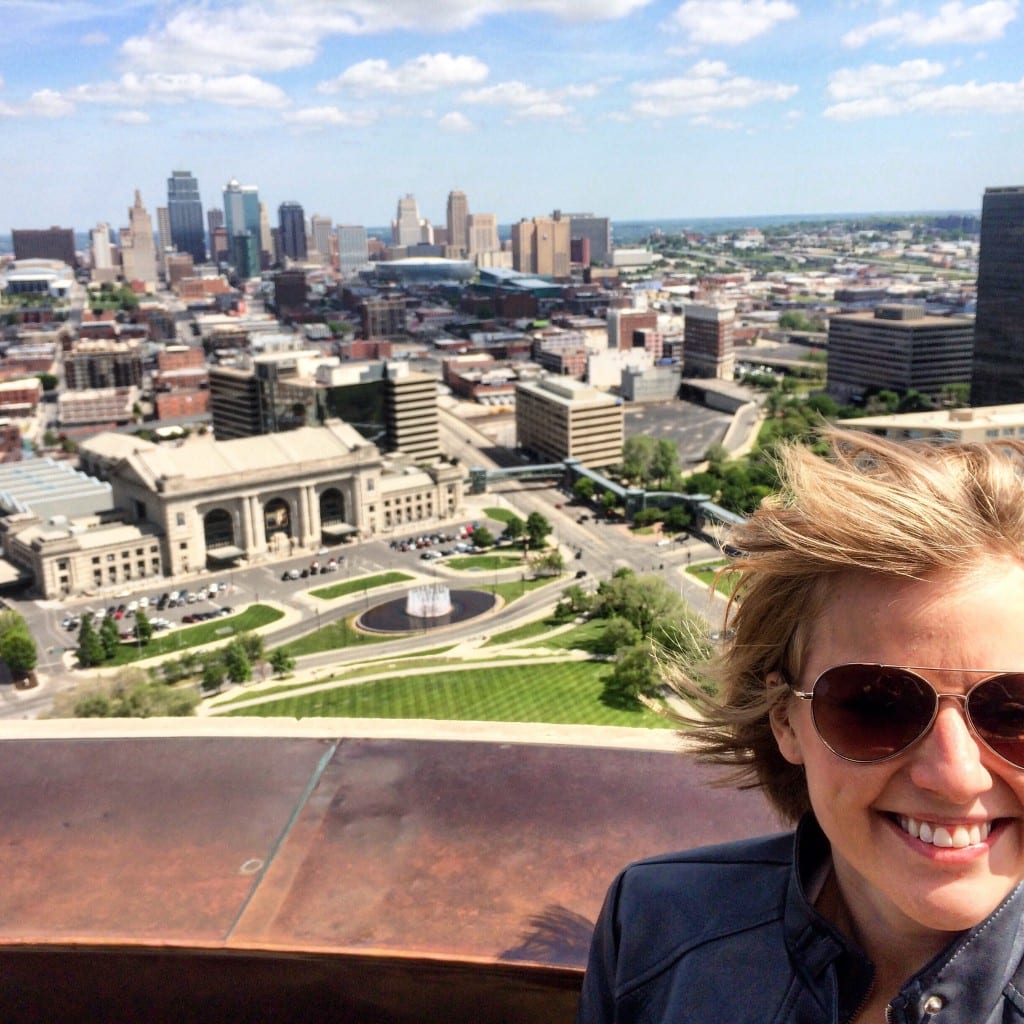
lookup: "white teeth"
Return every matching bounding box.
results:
[898,816,992,848]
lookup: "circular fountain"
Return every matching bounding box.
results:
[356,582,498,634]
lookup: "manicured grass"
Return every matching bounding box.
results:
[105,605,284,665]
[483,617,563,646]
[490,576,561,602]
[483,507,516,523]
[309,571,413,601]
[447,554,524,571]
[277,616,391,657]
[687,560,739,596]
[540,618,609,653]
[224,661,673,728]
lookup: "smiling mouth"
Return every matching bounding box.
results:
[897,815,993,849]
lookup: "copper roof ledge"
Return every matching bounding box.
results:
[0,719,779,1023]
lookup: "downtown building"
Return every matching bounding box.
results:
[683,303,735,380]
[511,213,571,278]
[167,170,206,264]
[278,202,307,263]
[515,377,623,468]
[827,304,974,404]
[972,185,1024,405]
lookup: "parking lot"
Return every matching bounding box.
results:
[624,400,733,464]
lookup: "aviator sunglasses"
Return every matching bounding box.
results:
[781,663,1024,769]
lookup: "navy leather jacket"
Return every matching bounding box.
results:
[577,817,1024,1023]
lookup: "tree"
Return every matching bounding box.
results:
[501,515,525,545]
[99,614,121,660]
[621,435,655,485]
[525,511,552,549]
[594,616,642,656]
[239,632,265,662]
[632,508,663,528]
[269,649,296,675]
[0,627,36,677]
[602,642,661,708]
[134,609,153,645]
[471,526,495,549]
[559,584,593,616]
[223,640,252,684]
[77,615,105,668]
[530,549,564,577]
[201,660,226,694]
[662,505,692,532]
[595,573,686,640]
[573,477,595,502]
[601,491,618,516]
[35,372,58,392]
[651,439,679,487]
[704,442,729,467]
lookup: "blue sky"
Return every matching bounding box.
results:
[1,0,1022,233]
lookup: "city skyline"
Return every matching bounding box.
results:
[1,0,1022,232]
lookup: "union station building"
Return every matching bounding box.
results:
[2,423,464,598]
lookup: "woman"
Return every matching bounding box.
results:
[577,430,1024,1023]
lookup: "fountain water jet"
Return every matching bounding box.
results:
[405,583,453,619]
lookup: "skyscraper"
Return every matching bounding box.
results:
[223,179,260,239]
[566,213,612,265]
[156,205,172,276]
[278,201,307,262]
[337,225,369,277]
[392,195,421,248]
[310,214,333,266]
[446,190,469,257]
[167,169,206,263]
[511,213,570,277]
[467,213,499,258]
[120,190,158,291]
[90,223,115,282]
[972,185,1024,405]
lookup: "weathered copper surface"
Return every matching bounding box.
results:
[0,735,780,1021]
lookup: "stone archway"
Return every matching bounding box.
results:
[320,488,346,527]
[203,507,235,551]
[263,497,292,543]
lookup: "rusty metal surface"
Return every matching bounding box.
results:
[0,734,780,1020]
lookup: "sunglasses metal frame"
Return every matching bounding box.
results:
[780,663,1024,769]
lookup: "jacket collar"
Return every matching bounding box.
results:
[785,814,1024,1022]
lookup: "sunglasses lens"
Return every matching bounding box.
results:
[969,675,1024,768]
[811,665,935,762]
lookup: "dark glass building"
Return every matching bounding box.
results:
[972,185,1024,405]
[278,201,307,262]
[167,170,206,264]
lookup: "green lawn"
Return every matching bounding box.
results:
[483,507,516,523]
[447,554,524,571]
[309,571,413,601]
[276,616,391,657]
[224,661,673,728]
[106,605,284,666]
[687,561,739,596]
[483,617,563,646]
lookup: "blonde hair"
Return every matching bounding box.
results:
[680,428,1024,821]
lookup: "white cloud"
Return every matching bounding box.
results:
[282,105,378,126]
[842,0,1017,48]
[668,0,798,45]
[824,60,1024,118]
[828,59,946,100]
[25,89,75,118]
[113,109,150,124]
[71,72,289,108]
[319,53,488,96]
[631,61,797,117]
[438,110,476,132]
[120,0,654,74]
[460,77,603,119]
[80,31,109,46]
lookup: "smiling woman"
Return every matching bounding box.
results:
[578,429,1024,1024]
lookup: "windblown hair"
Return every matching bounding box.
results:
[680,428,1024,822]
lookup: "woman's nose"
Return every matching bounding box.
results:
[907,697,993,802]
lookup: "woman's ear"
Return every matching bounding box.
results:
[768,674,805,767]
